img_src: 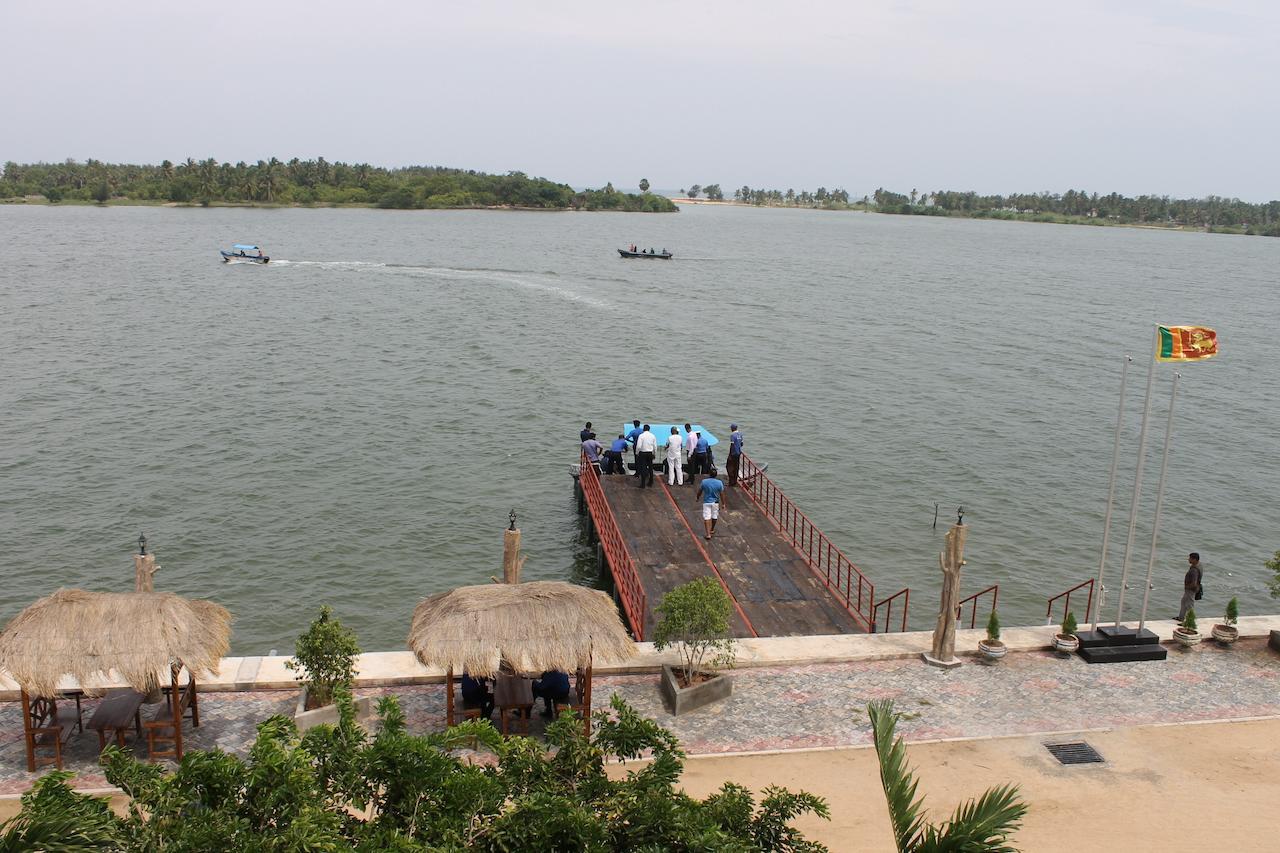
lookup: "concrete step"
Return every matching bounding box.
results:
[1076,627,1161,648]
[1078,643,1169,664]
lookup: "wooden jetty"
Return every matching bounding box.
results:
[575,452,909,640]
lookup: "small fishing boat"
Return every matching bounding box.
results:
[221,244,270,264]
[618,248,672,259]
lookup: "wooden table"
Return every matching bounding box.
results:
[493,675,534,736]
[86,688,146,750]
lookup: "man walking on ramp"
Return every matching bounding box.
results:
[695,468,726,539]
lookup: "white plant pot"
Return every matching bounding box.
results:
[1173,628,1201,648]
[978,639,1007,661]
[1053,634,1080,655]
[1211,624,1239,646]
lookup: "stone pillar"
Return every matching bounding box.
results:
[922,521,967,668]
[134,553,159,592]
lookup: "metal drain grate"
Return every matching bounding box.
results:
[1045,741,1104,765]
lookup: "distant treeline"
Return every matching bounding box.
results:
[0,159,677,212]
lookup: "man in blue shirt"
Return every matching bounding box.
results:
[726,423,744,486]
[580,422,593,443]
[688,432,710,481]
[695,468,726,539]
[604,434,628,475]
[625,419,643,476]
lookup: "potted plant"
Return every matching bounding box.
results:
[1212,597,1239,645]
[653,578,737,715]
[978,609,1007,662]
[1053,610,1080,655]
[286,606,372,730]
[1173,608,1201,648]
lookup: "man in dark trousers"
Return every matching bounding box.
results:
[1178,552,1203,623]
[604,434,628,474]
[634,424,657,488]
[580,422,593,443]
[625,419,643,476]
[726,423,744,485]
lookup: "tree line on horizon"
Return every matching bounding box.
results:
[0,158,677,212]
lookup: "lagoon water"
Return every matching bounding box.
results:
[2,203,1277,652]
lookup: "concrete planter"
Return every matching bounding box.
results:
[977,639,1007,662]
[660,665,733,716]
[1172,627,1202,648]
[294,686,376,732]
[1211,624,1239,646]
[1052,633,1080,655]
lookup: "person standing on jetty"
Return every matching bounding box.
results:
[626,419,644,475]
[726,423,744,485]
[1178,552,1204,623]
[581,432,604,473]
[635,425,657,488]
[682,423,696,483]
[696,468,726,539]
[665,427,684,486]
[580,422,593,443]
[604,434,628,475]
[689,431,710,480]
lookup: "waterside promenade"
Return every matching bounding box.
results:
[2,615,1278,797]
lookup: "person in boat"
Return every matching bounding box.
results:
[256,248,263,257]
[239,249,246,256]
[662,248,667,255]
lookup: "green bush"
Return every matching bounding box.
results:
[652,578,737,686]
[985,609,1001,642]
[285,605,360,707]
[1182,608,1198,632]
[1225,597,1239,626]
[1061,610,1077,637]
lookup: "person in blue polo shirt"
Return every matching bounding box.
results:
[625,419,643,476]
[695,468,726,539]
[726,423,744,485]
[604,434,628,475]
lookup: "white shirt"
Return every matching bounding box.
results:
[665,433,683,459]
[636,431,658,453]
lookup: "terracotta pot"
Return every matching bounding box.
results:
[1211,624,1239,646]
[1173,627,1201,648]
[1053,633,1080,655]
[978,639,1007,661]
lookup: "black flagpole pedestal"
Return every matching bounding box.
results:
[1075,625,1168,664]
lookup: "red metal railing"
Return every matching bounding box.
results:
[1046,578,1094,627]
[873,588,911,633]
[578,452,648,640]
[735,453,883,632]
[955,584,999,629]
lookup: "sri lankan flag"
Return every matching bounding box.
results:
[1156,325,1218,362]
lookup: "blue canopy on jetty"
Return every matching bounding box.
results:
[619,423,718,448]
[232,244,259,250]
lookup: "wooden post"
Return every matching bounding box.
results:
[503,527,525,584]
[134,553,159,592]
[923,521,967,668]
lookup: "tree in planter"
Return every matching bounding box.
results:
[1061,610,1077,637]
[1267,550,1280,599]
[652,577,736,687]
[986,609,1001,643]
[286,605,360,708]
[1181,608,1198,633]
[868,700,1026,851]
[1225,597,1239,626]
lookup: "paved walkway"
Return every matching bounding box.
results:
[2,638,1277,794]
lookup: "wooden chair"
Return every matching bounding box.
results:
[145,666,199,761]
[445,669,490,727]
[552,667,593,736]
[21,690,83,771]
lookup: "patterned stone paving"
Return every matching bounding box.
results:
[2,639,1276,793]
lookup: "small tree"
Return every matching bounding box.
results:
[1267,550,1280,598]
[985,609,1001,643]
[688,184,701,199]
[1060,610,1077,637]
[286,605,360,707]
[639,178,650,192]
[1224,597,1239,627]
[1182,608,1198,633]
[652,578,736,687]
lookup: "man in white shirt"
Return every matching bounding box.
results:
[634,424,658,488]
[665,427,684,486]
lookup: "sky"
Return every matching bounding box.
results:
[4,0,1278,200]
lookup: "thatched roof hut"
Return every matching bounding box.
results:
[407,581,636,678]
[0,588,232,698]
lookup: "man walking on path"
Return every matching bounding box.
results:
[726,423,744,485]
[635,424,657,488]
[695,468,726,539]
[626,419,643,475]
[665,427,684,486]
[604,434,628,475]
[1178,552,1204,622]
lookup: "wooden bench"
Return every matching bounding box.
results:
[145,676,199,761]
[22,692,83,771]
[86,688,146,750]
[552,667,593,736]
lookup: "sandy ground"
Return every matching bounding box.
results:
[668,717,1280,852]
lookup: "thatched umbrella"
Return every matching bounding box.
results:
[408,581,636,732]
[0,588,231,769]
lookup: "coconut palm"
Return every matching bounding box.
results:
[868,700,1026,852]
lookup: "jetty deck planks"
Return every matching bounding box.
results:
[599,473,865,638]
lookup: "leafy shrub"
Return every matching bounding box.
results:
[1061,610,1077,637]
[1182,608,1198,632]
[985,609,1001,642]
[285,605,360,707]
[1225,597,1239,626]
[652,578,737,686]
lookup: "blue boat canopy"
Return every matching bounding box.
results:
[231,244,259,250]
[620,423,718,448]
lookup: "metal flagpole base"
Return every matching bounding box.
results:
[921,652,963,669]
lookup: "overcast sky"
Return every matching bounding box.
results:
[5,0,1277,200]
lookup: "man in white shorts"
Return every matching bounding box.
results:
[695,468,726,539]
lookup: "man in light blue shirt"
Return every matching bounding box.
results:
[581,433,603,472]
[625,419,643,476]
[695,468,726,539]
[604,435,628,475]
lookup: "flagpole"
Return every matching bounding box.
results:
[1138,370,1180,631]
[1092,355,1132,631]
[1113,325,1159,629]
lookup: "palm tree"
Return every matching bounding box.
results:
[868,700,1026,852]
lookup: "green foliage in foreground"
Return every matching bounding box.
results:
[868,700,1026,852]
[0,692,828,851]
[0,158,677,212]
[653,577,737,685]
[285,605,360,707]
[1266,550,1280,599]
